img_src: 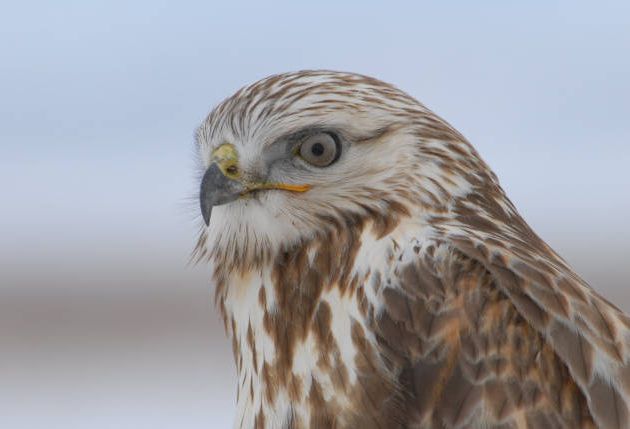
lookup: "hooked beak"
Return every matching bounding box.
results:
[199,163,246,226]
[199,144,311,226]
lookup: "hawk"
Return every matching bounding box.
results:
[193,71,630,428]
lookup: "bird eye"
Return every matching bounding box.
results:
[298,133,341,167]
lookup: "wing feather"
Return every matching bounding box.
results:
[374,235,608,428]
[371,177,630,427]
[448,226,630,428]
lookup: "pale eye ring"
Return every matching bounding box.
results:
[298,132,341,167]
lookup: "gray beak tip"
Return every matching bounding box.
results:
[201,202,212,226]
[199,163,244,226]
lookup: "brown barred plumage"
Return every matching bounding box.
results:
[195,70,630,428]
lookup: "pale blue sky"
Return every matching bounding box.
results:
[2,1,629,251]
[3,1,630,234]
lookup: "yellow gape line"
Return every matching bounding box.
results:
[251,183,311,193]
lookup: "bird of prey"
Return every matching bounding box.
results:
[194,71,630,428]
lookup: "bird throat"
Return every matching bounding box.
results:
[214,223,404,428]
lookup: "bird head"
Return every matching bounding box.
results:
[195,71,495,267]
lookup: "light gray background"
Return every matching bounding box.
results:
[1,1,629,428]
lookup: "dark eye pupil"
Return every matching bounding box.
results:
[311,143,325,156]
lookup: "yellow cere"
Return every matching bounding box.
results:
[212,143,240,179]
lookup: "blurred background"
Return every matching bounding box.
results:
[2,1,629,428]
